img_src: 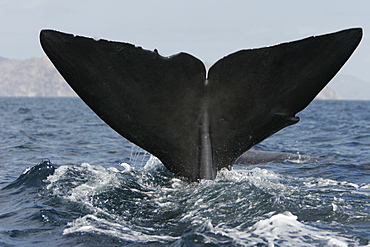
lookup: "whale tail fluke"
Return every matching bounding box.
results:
[40,28,362,181]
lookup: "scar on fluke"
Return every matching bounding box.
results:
[40,28,362,181]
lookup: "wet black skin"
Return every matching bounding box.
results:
[40,28,362,181]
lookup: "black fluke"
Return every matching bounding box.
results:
[40,28,362,181]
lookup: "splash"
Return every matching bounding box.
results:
[42,161,366,246]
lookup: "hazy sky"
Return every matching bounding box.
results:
[1,0,370,83]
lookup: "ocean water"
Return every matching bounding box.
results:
[0,97,369,246]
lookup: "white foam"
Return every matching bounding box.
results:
[304,177,360,190]
[44,162,367,246]
[63,214,177,243]
[216,167,298,198]
[119,162,134,172]
[46,163,120,204]
[171,211,355,246]
[213,212,353,246]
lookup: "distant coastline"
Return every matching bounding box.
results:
[0,57,76,97]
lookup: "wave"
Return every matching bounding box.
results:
[2,159,55,190]
[20,157,364,246]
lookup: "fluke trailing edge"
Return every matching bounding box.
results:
[40,28,362,181]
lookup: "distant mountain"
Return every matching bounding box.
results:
[316,86,342,100]
[327,74,370,100]
[0,57,76,97]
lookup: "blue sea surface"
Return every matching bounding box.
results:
[0,97,369,246]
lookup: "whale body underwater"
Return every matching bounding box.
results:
[40,28,362,181]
